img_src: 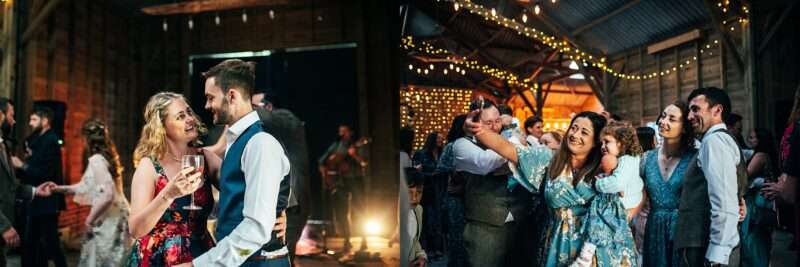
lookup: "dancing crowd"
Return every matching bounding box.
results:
[402,86,800,267]
[0,59,308,267]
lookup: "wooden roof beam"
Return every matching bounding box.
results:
[21,0,64,45]
[526,49,559,81]
[757,1,797,55]
[702,0,744,73]
[142,0,289,15]
[571,0,641,36]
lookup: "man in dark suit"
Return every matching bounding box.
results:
[10,107,66,267]
[252,91,312,263]
[0,99,55,267]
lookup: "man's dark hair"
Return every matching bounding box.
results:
[497,104,513,116]
[404,167,424,188]
[0,97,11,114]
[524,116,543,129]
[688,87,732,119]
[399,126,415,154]
[33,107,54,122]
[724,113,742,126]
[202,59,256,98]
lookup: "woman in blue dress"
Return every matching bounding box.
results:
[640,101,696,267]
[466,111,637,267]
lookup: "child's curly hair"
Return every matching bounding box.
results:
[601,121,643,157]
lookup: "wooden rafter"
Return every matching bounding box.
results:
[539,71,578,84]
[702,0,744,73]
[519,2,603,57]
[21,0,64,45]
[571,0,641,36]
[526,49,559,81]
[141,0,289,15]
[513,85,537,112]
[466,28,507,59]
[757,1,797,55]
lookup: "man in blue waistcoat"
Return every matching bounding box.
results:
[181,59,291,267]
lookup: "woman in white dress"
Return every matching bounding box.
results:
[53,119,131,266]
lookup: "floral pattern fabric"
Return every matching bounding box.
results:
[127,157,215,267]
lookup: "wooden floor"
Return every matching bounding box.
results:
[4,236,400,267]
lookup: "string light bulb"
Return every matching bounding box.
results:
[162,19,168,32]
[242,10,248,23]
[534,4,541,15]
[188,17,193,30]
[215,13,221,25]
[454,3,459,11]
[269,10,275,20]
[522,13,528,23]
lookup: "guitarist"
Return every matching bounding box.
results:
[318,125,368,252]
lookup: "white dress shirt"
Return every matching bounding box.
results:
[697,123,740,264]
[452,137,507,175]
[194,111,291,266]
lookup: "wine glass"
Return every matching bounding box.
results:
[181,155,204,210]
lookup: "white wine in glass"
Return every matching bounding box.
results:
[181,155,204,210]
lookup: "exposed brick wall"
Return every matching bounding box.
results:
[19,0,165,244]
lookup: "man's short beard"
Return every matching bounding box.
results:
[215,98,234,125]
[31,126,43,136]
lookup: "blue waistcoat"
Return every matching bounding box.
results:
[217,121,290,252]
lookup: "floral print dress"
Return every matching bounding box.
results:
[71,154,131,267]
[127,157,215,267]
[516,146,637,267]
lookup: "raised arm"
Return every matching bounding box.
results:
[464,113,520,164]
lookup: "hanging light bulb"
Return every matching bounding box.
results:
[534,4,541,15]
[429,64,434,70]
[552,0,557,3]
[408,64,413,70]
[454,3,459,11]
[188,16,194,30]
[269,10,275,20]
[461,69,466,75]
[242,10,248,23]
[491,8,496,17]
[215,13,221,25]
[162,19,168,32]
[522,13,528,23]
[444,69,448,75]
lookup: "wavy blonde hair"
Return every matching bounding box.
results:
[133,92,207,166]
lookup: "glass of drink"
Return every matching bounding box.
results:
[181,155,204,210]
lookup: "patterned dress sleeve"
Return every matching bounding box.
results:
[515,145,554,192]
[73,155,114,207]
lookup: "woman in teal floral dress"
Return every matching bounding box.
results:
[467,111,638,267]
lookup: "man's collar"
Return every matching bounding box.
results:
[227,111,260,138]
[702,123,727,140]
